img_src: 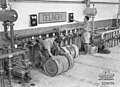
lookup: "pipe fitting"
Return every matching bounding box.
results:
[0,50,29,60]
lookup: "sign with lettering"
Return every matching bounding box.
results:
[38,12,66,24]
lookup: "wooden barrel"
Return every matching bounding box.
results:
[61,46,71,55]
[43,56,64,77]
[61,44,79,58]
[71,44,79,58]
[59,55,69,72]
[43,55,69,77]
[66,45,75,58]
[60,53,74,69]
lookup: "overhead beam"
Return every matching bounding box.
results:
[91,1,119,5]
[10,0,84,4]
[11,0,119,4]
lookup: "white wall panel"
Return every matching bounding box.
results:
[94,4,118,20]
[0,1,119,31]
[0,2,85,31]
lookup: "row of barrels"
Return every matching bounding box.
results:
[43,53,74,77]
[43,44,79,77]
[101,28,120,48]
[61,44,79,58]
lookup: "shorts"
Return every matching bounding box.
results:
[81,31,90,43]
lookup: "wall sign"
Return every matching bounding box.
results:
[38,12,66,24]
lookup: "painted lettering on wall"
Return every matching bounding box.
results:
[39,12,66,23]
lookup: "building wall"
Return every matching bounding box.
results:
[0,0,119,46]
[0,0,119,31]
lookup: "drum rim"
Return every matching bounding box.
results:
[44,59,58,77]
[66,46,72,56]
[70,44,76,58]
[67,45,76,58]
[61,47,70,54]
[71,44,79,58]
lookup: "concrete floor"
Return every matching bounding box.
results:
[7,45,120,87]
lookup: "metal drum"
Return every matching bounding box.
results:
[59,56,69,72]
[89,46,98,54]
[71,44,79,58]
[59,53,74,69]
[61,46,71,55]
[61,44,79,58]
[43,57,63,77]
[66,45,75,58]
[43,55,69,77]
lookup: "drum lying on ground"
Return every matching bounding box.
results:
[61,44,79,58]
[43,56,63,77]
[71,44,79,58]
[66,45,76,58]
[43,55,69,77]
[59,52,74,69]
[58,55,69,72]
[61,46,71,55]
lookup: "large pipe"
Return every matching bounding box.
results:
[0,49,28,87]
[2,22,16,52]
[0,50,28,60]
[16,28,59,39]
[0,0,7,9]
[0,60,5,87]
[10,22,15,52]
[3,22,11,40]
